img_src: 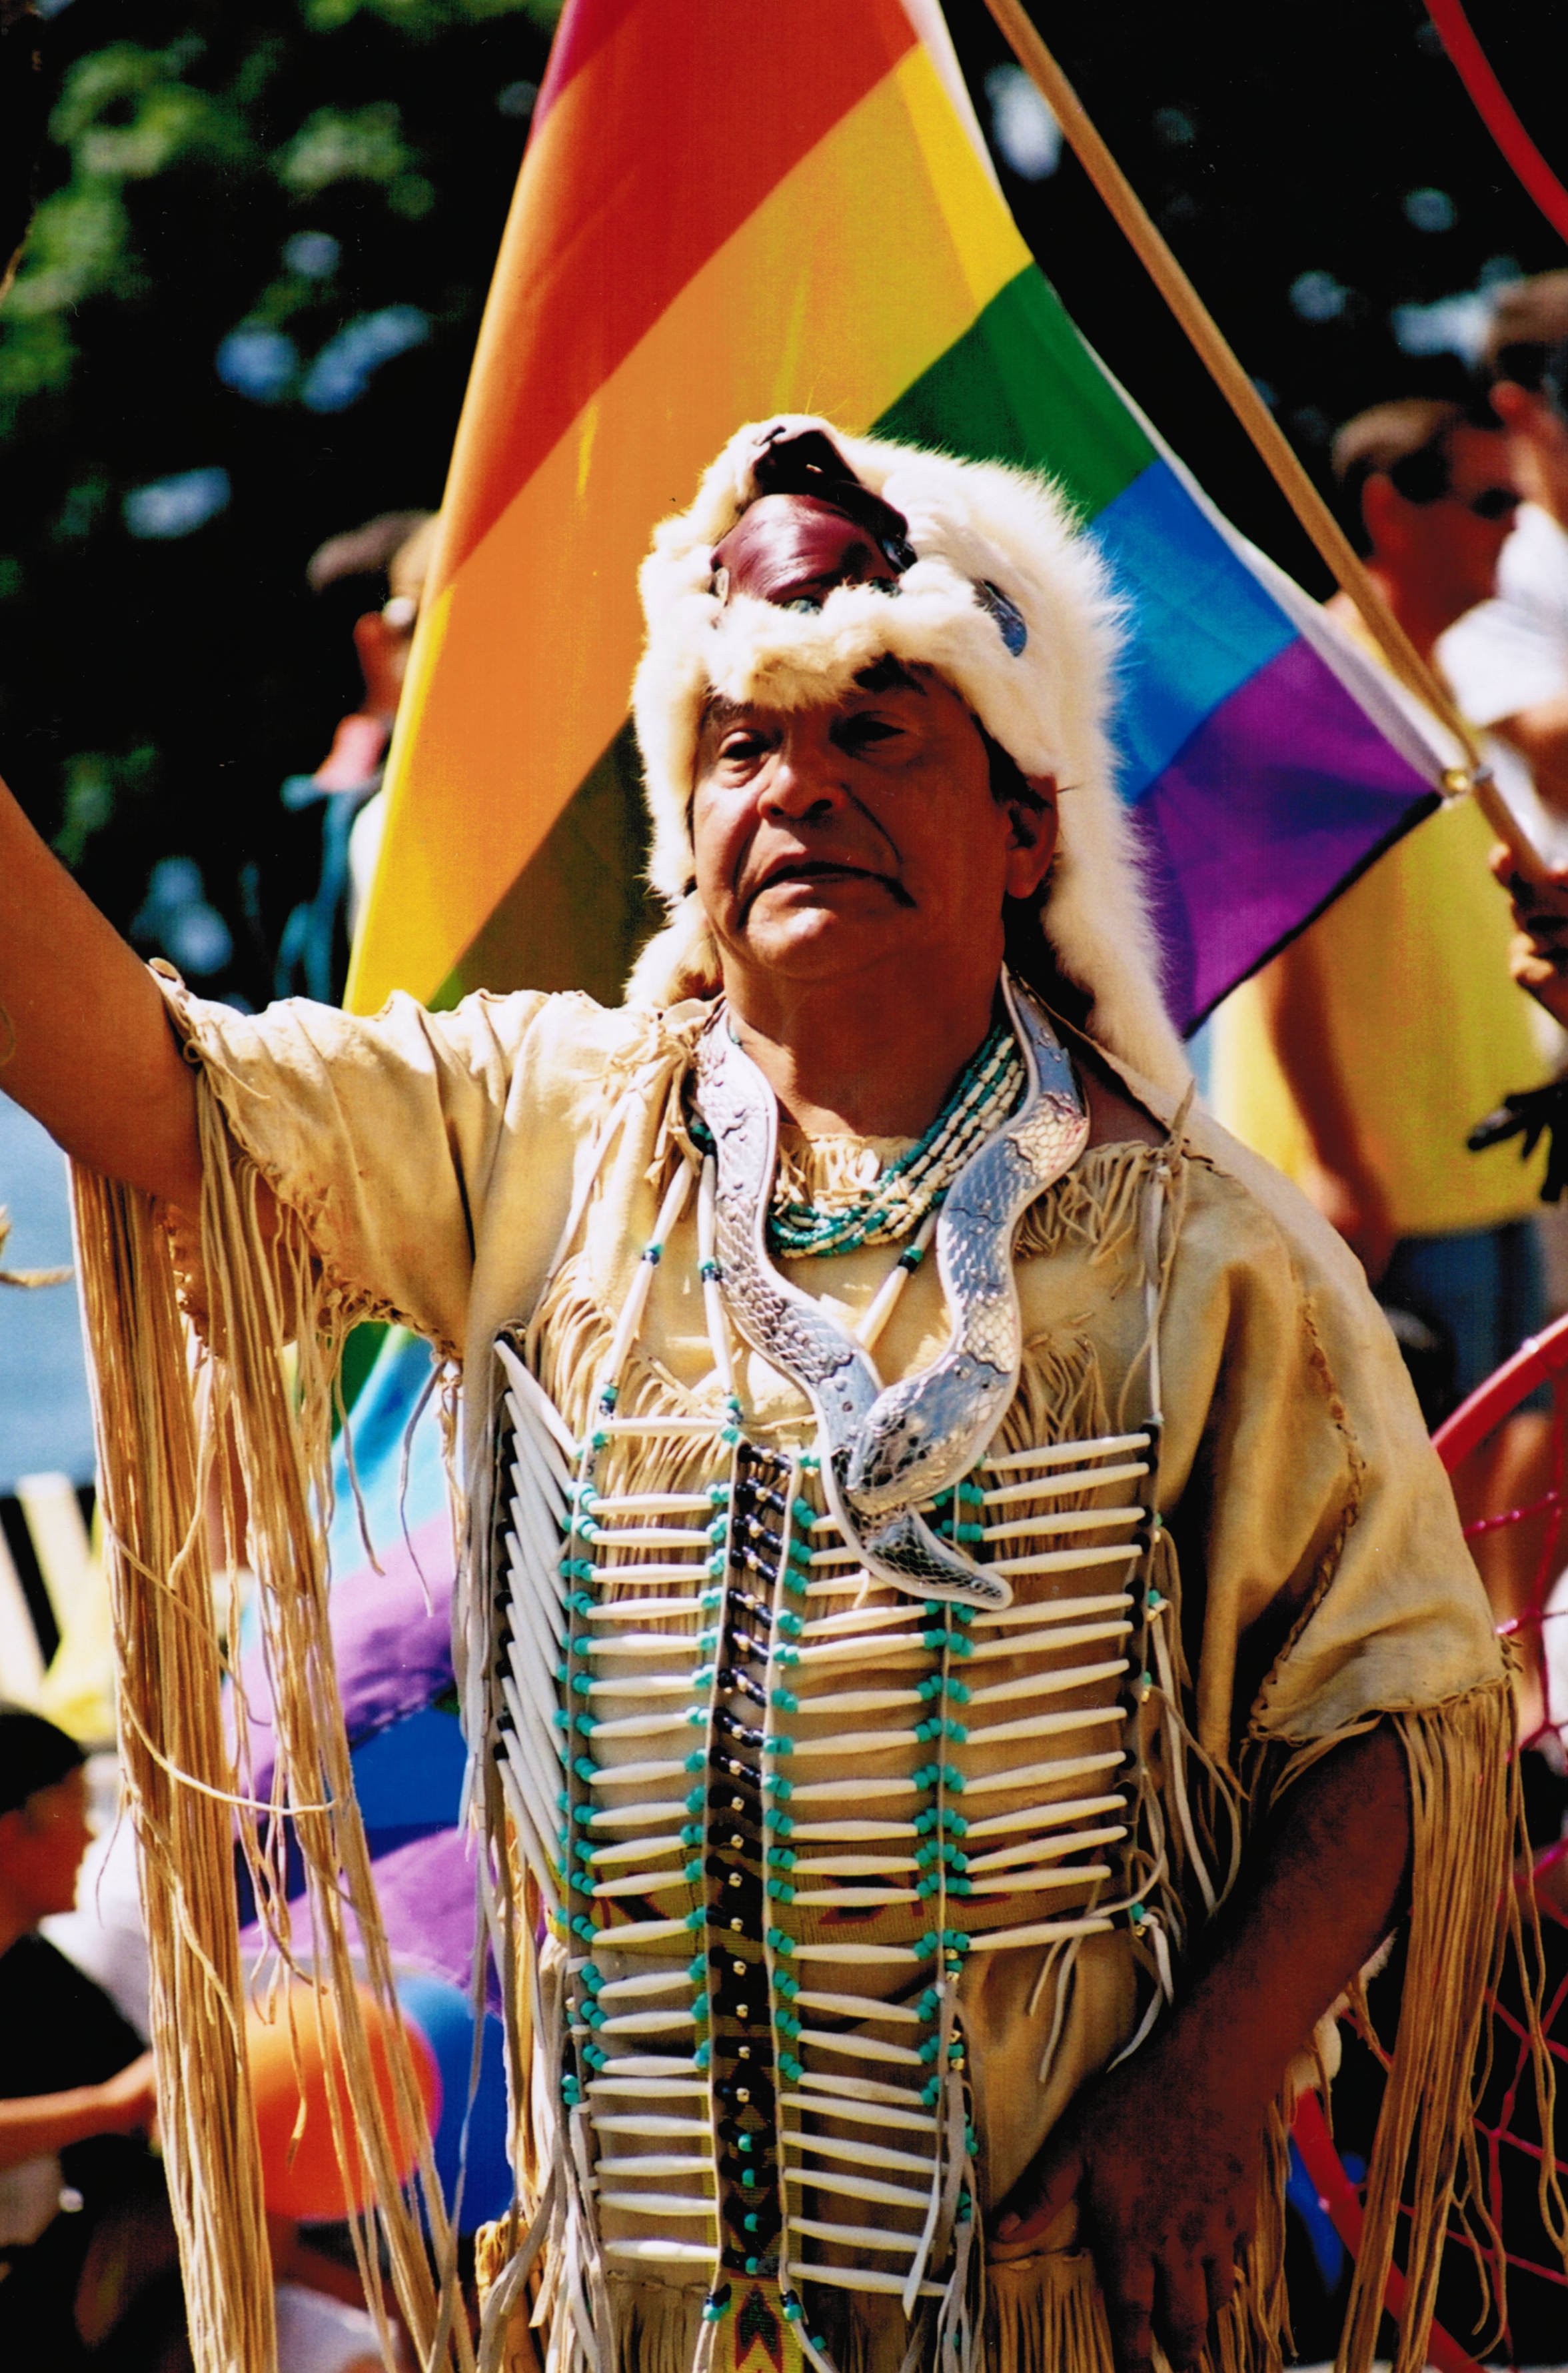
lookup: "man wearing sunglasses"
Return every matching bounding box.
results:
[1441,275,1568,822]
[1213,395,1557,1723]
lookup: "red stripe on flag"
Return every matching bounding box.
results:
[532,0,641,132]
[436,0,918,581]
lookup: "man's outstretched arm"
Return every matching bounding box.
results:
[990,1723,1411,2373]
[0,774,201,1206]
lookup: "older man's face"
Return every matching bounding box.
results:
[691,666,1056,998]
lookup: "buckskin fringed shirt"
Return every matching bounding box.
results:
[75,978,1524,2373]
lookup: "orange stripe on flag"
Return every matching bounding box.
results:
[349,46,1026,1014]
[434,0,917,583]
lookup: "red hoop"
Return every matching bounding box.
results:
[1285,1313,1568,2372]
[1432,1311,1568,1473]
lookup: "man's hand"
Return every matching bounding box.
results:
[991,2033,1262,2370]
[1490,842,1568,1027]
[984,1726,1411,2373]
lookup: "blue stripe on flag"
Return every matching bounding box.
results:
[1090,460,1297,804]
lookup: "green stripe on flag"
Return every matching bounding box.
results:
[874,267,1152,518]
[432,722,660,1011]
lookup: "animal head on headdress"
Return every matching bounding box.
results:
[625,415,1189,1093]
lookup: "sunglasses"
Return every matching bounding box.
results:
[1387,444,1517,520]
[1459,484,1520,522]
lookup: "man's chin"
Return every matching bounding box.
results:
[737,904,901,978]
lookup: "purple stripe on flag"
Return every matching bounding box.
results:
[1132,636,1438,1032]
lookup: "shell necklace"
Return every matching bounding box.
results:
[766,1019,1025,1257]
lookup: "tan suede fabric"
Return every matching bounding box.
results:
[155,975,1499,1752]
[147,976,1507,2368]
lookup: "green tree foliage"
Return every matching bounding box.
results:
[0,0,558,1004]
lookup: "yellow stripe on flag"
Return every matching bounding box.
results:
[347,45,1027,1014]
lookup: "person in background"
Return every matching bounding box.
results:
[1440,272,1568,822]
[277,509,438,1000]
[0,1706,185,2369]
[1211,397,1558,1729]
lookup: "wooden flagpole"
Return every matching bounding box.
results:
[982,0,1547,878]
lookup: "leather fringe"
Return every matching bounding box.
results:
[72,1070,473,2372]
[1338,1677,1565,2373]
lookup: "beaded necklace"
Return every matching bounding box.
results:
[764,1019,1025,1258]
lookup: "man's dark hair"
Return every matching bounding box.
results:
[0,1703,85,1819]
[976,724,1095,1032]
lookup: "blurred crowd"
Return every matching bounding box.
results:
[1208,269,1568,1760]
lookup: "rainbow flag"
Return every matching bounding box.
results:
[346,0,1446,1031]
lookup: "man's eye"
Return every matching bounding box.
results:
[718,731,767,764]
[840,716,902,752]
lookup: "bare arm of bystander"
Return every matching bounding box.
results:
[0,2048,159,2170]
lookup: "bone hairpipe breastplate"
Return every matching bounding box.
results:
[470,984,1181,2368]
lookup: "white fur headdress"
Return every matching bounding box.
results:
[625,415,1189,1093]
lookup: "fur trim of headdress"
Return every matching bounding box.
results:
[625,415,1190,1093]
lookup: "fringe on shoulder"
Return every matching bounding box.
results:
[72,1069,474,2373]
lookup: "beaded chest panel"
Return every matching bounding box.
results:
[482,1337,1165,2345]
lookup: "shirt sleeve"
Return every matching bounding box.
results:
[1438,595,1568,726]
[157,973,556,1356]
[1158,1133,1503,1757]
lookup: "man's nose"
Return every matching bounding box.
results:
[758,733,843,818]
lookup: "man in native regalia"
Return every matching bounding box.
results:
[0,420,1529,2373]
